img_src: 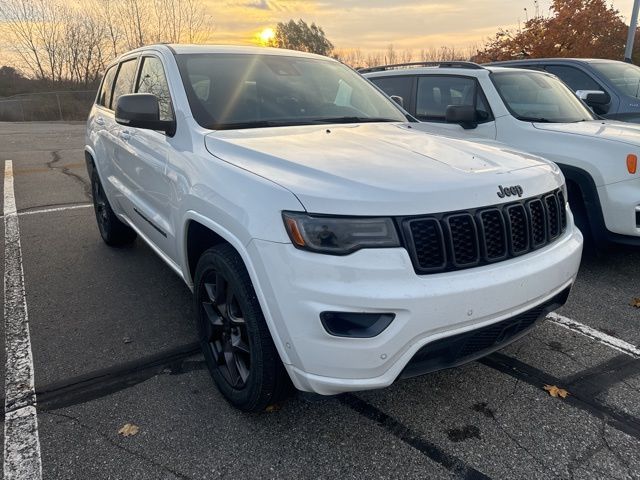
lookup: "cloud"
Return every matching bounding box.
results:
[243,0,270,9]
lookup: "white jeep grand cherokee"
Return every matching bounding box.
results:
[85,45,582,411]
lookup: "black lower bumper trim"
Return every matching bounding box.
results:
[399,286,572,380]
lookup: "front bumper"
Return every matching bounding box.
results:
[248,221,583,395]
[598,177,640,241]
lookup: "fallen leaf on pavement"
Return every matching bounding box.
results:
[265,404,281,413]
[543,385,569,399]
[118,423,139,437]
[631,298,640,308]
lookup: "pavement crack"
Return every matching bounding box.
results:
[46,150,91,199]
[601,421,634,479]
[42,411,193,480]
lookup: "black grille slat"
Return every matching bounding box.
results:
[405,218,446,271]
[402,188,567,275]
[527,199,547,248]
[445,214,479,267]
[478,209,507,261]
[545,194,560,240]
[505,204,529,254]
[557,190,567,230]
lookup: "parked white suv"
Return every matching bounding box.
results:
[364,62,640,247]
[85,46,582,411]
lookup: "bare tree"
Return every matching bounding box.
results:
[0,0,214,83]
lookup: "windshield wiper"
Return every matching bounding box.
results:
[518,116,554,123]
[310,117,400,124]
[209,120,318,130]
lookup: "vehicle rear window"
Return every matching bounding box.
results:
[111,59,138,110]
[96,66,117,109]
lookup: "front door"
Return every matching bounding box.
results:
[411,75,497,140]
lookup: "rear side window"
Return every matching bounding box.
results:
[111,58,139,110]
[416,76,492,122]
[96,66,117,109]
[136,56,174,121]
[545,65,602,92]
[370,76,413,106]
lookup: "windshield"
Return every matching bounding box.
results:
[175,53,407,130]
[491,70,595,123]
[591,61,640,99]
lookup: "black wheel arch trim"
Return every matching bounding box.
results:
[559,163,640,246]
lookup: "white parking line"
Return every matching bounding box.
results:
[0,203,93,220]
[18,204,92,217]
[547,312,640,359]
[3,160,42,480]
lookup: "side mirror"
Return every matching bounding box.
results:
[445,105,478,129]
[576,89,610,106]
[115,93,175,136]
[390,95,404,108]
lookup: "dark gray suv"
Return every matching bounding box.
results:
[488,58,640,123]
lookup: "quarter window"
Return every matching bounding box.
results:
[111,58,138,110]
[136,56,174,121]
[416,76,491,122]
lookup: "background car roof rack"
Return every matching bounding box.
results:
[358,61,485,74]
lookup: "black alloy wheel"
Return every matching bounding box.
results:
[194,245,292,411]
[200,271,252,389]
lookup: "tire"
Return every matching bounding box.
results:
[194,245,291,412]
[90,168,137,246]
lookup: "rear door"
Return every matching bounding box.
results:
[90,64,118,199]
[412,75,497,139]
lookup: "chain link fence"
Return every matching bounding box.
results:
[0,90,97,122]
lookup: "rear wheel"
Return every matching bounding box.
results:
[90,168,137,246]
[194,245,291,411]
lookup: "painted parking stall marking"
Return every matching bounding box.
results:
[547,312,640,359]
[3,160,43,480]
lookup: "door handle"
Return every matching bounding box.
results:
[95,116,105,126]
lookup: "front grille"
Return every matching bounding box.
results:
[400,286,572,379]
[401,189,567,274]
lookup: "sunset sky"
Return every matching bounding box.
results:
[213,0,638,52]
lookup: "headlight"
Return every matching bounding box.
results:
[282,212,400,255]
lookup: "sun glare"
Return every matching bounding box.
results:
[258,27,275,45]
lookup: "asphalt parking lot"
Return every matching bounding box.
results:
[1,121,640,479]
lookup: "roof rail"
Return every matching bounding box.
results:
[358,61,485,74]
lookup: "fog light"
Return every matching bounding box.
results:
[320,311,395,338]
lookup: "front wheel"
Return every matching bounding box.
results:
[194,245,291,412]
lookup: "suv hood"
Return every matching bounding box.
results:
[205,123,561,215]
[533,119,640,147]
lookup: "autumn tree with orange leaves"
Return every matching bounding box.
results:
[473,0,640,63]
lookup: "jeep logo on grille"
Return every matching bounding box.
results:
[497,185,524,198]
